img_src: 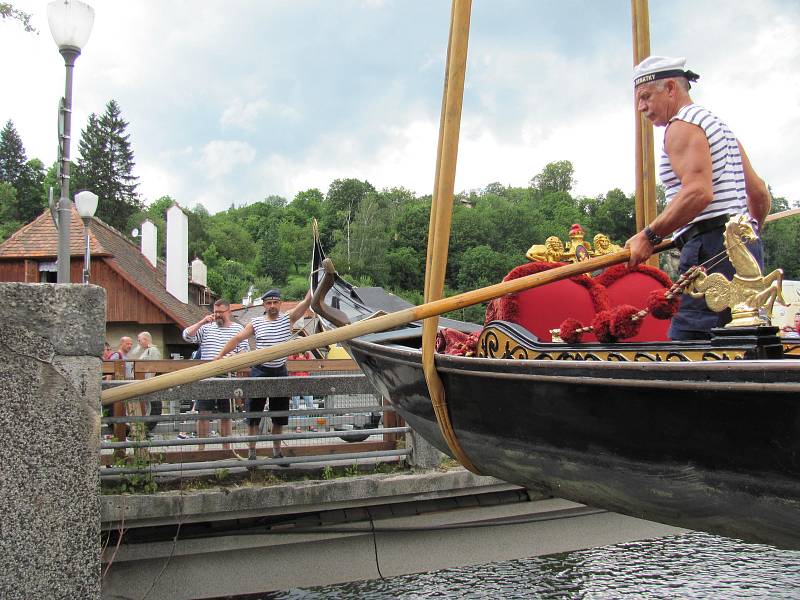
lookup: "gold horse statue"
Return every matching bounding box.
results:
[687,215,786,327]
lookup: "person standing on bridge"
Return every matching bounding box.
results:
[625,56,771,340]
[216,288,312,464]
[183,299,249,447]
[136,331,163,435]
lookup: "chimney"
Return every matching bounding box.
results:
[166,203,188,303]
[141,219,157,267]
[191,257,207,287]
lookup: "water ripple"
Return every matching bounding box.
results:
[267,532,800,599]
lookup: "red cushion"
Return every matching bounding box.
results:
[514,279,604,341]
[486,262,609,342]
[596,266,672,342]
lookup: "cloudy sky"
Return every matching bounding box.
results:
[2,0,799,214]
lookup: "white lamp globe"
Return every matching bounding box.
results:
[47,0,95,51]
[74,190,98,219]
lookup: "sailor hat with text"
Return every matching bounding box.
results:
[633,56,699,87]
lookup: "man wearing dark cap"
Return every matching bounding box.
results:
[217,288,312,462]
[626,56,771,340]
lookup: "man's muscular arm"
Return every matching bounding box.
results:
[627,121,714,266]
[738,141,770,231]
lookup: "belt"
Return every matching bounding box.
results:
[673,214,729,250]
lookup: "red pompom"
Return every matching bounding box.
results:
[592,310,616,343]
[559,318,585,344]
[610,304,643,340]
[647,289,680,320]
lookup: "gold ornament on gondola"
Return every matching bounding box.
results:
[687,215,786,327]
[525,224,622,264]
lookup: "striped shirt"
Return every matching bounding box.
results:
[182,322,248,359]
[251,313,292,367]
[660,104,749,237]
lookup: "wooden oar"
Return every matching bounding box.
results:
[765,207,800,223]
[100,242,672,406]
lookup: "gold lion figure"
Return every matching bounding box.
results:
[593,233,622,256]
[526,236,566,263]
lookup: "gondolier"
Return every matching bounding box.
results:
[626,55,772,340]
[216,288,312,462]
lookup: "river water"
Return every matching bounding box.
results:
[266,532,800,599]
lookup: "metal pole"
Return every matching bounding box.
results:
[82,218,90,283]
[57,47,80,284]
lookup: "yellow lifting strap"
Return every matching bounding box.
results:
[421,0,479,475]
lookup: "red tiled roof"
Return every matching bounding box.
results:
[0,205,108,258]
[0,208,207,328]
[90,220,208,328]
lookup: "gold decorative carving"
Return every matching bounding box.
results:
[525,224,621,263]
[478,326,746,362]
[687,215,786,327]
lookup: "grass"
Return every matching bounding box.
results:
[100,460,408,494]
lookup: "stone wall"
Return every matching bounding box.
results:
[0,283,105,600]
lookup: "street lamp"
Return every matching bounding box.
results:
[47,0,95,284]
[74,190,98,284]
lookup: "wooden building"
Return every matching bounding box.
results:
[0,207,211,357]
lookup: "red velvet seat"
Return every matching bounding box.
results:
[594,264,672,342]
[485,262,610,342]
[485,262,674,343]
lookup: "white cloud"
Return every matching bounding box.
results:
[196,141,257,179]
[220,98,271,130]
[3,0,800,218]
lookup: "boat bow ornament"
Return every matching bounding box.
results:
[688,215,786,327]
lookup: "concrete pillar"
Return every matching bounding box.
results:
[0,283,105,600]
[406,428,445,469]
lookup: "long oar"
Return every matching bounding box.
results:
[100,242,671,406]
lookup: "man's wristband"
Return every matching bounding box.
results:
[644,226,663,246]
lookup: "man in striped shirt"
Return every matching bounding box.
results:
[183,299,249,446]
[217,288,312,463]
[626,56,771,340]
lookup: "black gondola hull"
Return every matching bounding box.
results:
[349,336,800,549]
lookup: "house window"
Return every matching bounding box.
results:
[39,261,58,283]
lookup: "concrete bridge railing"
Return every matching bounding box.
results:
[0,283,105,600]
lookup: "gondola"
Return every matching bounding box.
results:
[310,225,800,550]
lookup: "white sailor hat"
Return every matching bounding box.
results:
[633,56,700,87]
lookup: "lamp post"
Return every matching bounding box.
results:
[47,0,95,284]
[74,190,98,284]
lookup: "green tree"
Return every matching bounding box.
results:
[456,245,513,290]
[258,236,291,284]
[386,246,424,291]
[762,215,800,280]
[322,178,375,258]
[0,182,22,242]
[73,100,141,230]
[0,120,26,183]
[207,259,256,303]
[0,121,44,222]
[583,188,636,245]
[286,188,323,226]
[530,160,576,194]
[0,3,36,32]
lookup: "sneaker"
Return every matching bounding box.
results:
[177,432,188,439]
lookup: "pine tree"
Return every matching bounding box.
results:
[0,120,44,222]
[0,120,27,184]
[74,100,141,230]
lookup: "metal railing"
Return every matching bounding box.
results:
[100,359,407,478]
